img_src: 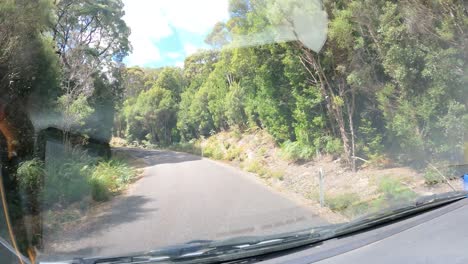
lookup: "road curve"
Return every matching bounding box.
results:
[43,148,326,260]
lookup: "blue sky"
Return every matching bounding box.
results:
[122,0,229,68]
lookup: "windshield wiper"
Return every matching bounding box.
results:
[73,191,466,264]
[72,225,336,264]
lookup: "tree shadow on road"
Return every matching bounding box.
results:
[44,195,156,246]
[113,147,202,169]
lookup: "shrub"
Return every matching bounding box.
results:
[17,159,44,192]
[267,169,284,181]
[203,138,225,160]
[245,159,268,176]
[344,202,370,218]
[377,177,417,206]
[323,137,343,156]
[90,160,136,201]
[225,145,245,161]
[423,166,458,186]
[280,141,315,162]
[326,192,360,212]
[423,168,442,185]
[16,159,45,213]
[89,177,112,202]
[42,148,96,206]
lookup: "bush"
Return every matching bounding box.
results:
[225,145,246,161]
[17,159,44,192]
[245,159,268,176]
[16,159,45,213]
[90,160,136,201]
[267,169,284,181]
[280,141,315,162]
[326,192,360,212]
[203,138,225,160]
[344,202,371,218]
[40,146,137,206]
[323,137,343,156]
[423,166,458,186]
[377,177,417,205]
[423,168,442,185]
[43,148,96,206]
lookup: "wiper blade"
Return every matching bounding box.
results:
[75,226,336,264]
[333,191,467,237]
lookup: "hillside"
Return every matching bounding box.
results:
[164,129,463,221]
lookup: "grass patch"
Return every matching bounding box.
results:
[325,193,377,218]
[326,192,360,212]
[89,159,137,201]
[42,148,97,206]
[423,166,458,186]
[225,145,246,161]
[268,170,284,180]
[423,168,442,185]
[377,176,417,202]
[279,141,315,162]
[245,159,268,176]
[202,137,225,160]
[17,149,137,207]
[242,159,285,180]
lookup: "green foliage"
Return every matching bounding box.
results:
[280,141,315,162]
[225,82,248,127]
[267,169,284,181]
[377,177,417,204]
[244,159,268,176]
[423,168,442,186]
[326,193,360,212]
[358,118,384,160]
[124,85,177,145]
[35,146,137,205]
[322,137,343,156]
[90,160,136,201]
[16,159,45,198]
[58,94,95,127]
[423,166,459,186]
[225,145,246,161]
[42,148,97,206]
[117,0,466,172]
[203,138,225,160]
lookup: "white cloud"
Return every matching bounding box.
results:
[161,0,230,34]
[166,52,183,59]
[125,37,161,66]
[183,43,199,56]
[123,0,229,66]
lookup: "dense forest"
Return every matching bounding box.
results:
[118,0,467,171]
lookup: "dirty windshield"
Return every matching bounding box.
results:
[0,0,467,263]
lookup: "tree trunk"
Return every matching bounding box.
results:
[346,87,356,172]
[299,48,352,165]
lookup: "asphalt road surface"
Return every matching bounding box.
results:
[42,148,326,261]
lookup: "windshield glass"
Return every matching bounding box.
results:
[0,0,467,263]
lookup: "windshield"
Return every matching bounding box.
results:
[0,0,467,263]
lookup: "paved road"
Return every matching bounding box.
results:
[43,148,326,261]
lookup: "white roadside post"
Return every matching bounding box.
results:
[319,168,325,207]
